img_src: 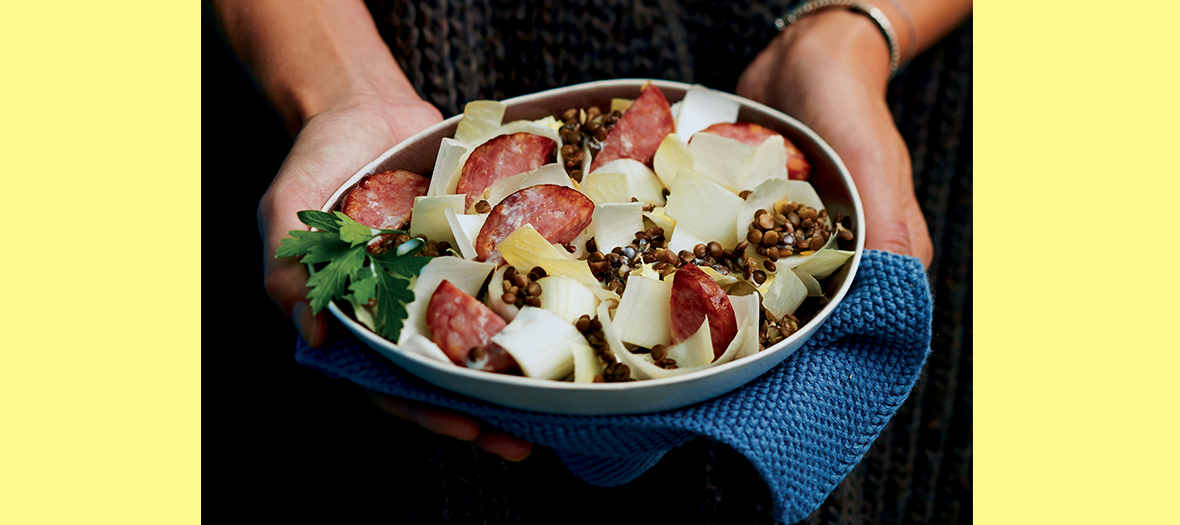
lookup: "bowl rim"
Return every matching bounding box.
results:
[322,78,866,393]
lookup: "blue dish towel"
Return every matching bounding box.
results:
[295,250,932,523]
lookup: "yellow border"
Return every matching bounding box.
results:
[0,3,200,523]
[977,1,1180,523]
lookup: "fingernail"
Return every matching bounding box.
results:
[293,301,316,343]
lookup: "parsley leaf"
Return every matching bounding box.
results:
[334,211,376,246]
[305,245,366,313]
[275,208,436,342]
[372,267,415,341]
[275,229,349,262]
[297,210,342,233]
[347,267,377,306]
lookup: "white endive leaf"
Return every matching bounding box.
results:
[665,222,711,256]
[572,338,604,383]
[491,306,580,379]
[591,159,666,206]
[644,206,677,238]
[399,258,497,345]
[728,293,762,360]
[537,274,600,324]
[794,249,854,280]
[794,268,823,296]
[444,208,487,260]
[611,98,634,113]
[592,202,645,254]
[665,318,713,369]
[746,136,789,189]
[760,264,808,319]
[483,163,573,208]
[598,302,699,380]
[653,133,694,189]
[400,334,453,364]
[687,133,755,192]
[664,168,744,249]
[485,264,520,323]
[675,84,741,142]
[426,138,468,197]
[454,101,507,144]
[735,178,792,245]
[613,275,673,349]
[409,194,465,247]
[498,226,617,302]
[581,171,631,205]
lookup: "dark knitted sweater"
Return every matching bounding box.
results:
[203,1,972,522]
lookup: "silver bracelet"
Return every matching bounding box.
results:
[775,0,902,76]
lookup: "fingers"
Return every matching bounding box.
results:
[365,391,532,462]
[904,197,934,268]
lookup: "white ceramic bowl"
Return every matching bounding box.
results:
[321,79,865,415]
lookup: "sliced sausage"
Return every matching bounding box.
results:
[698,122,812,180]
[426,280,509,367]
[341,169,430,229]
[670,263,738,360]
[474,185,594,264]
[456,132,556,209]
[589,84,675,172]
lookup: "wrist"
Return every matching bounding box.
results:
[775,9,894,93]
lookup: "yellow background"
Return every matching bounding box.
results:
[0,1,1176,523]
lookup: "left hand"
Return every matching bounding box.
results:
[737,10,932,266]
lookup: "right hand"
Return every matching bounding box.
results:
[259,93,442,347]
[259,93,533,462]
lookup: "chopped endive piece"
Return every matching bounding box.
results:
[644,206,676,238]
[687,132,755,192]
[454,101,507,144]
[398,258,497,345]
[760,264,808,319]
[497,225,616,301]
[728,293,762,360]
[482,163,573,209]
[592,202,645,254]
[597,302,692,380]
[664,318,713,368]
[675,85,740,142]
[565,225,593,260]
[700,266,741,290]
[611,98,634,113]
[485,264,520,322]
[612,275,672,348]
[631,262,660,280]
[747,136,789,190]
[537,274,600,324]
[354,302,377,332]
[571,338,604,383]
[652,133,695,189]
[735,178,792,243]
[794,268,823,296]
[399,334,453,364]
[496,223,576,264]
[580,171,630,205]
[779,226,838,270]
[664,168,744,249]
[409,194,465,247]
[665,222,711,255]
[533,115,561,131]
[793,249,854,280]
[426,138,468,197]
[591,159,666,205]
[444,208,487,260]
[490,306,580,379]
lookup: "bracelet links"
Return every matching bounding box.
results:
[775,0,902,76]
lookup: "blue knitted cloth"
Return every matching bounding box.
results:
[294,250,932,523]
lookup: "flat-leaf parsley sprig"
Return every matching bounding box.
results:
[275,210,432,341]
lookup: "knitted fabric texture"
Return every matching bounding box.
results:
[295,250,932,523]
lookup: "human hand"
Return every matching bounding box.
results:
[737,10,933,266]
[258,94,533,461]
